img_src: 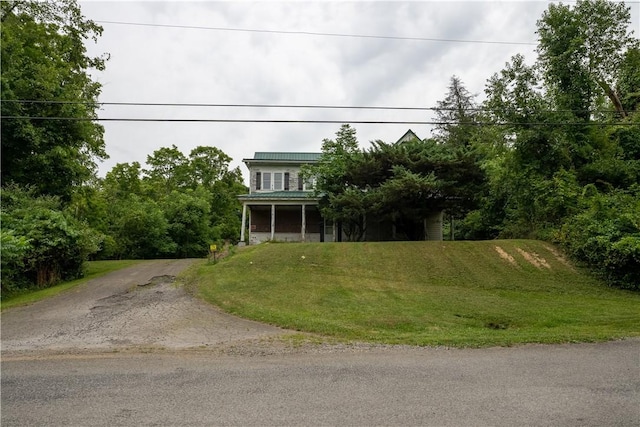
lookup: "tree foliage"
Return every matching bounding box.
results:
[308,124,485,241]
[1,0,108,201]
[1,186,102,292]
[459,0,640,289]
[0,0,108,291]
[91,145,246,259]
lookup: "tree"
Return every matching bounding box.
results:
[310,125,485,241]
[106,194,176,259]
[188,146,235,189]
[103,162,144,199]
[616,47,640,115]
[433,76,478,148]
[304,124,365,241]
[163,188,213,258]
[1,0,108,201]
[143,145,190,197]
[537,0,638,118]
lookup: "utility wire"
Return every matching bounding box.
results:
[3,99,435,111]
[94,20,538,46]
[2,99,624,115]
[2,116,638,126]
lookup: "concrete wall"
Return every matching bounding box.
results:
[249,232,325,244]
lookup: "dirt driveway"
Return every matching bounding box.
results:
[1,259,288,356]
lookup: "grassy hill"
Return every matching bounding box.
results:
[193,240,640,347]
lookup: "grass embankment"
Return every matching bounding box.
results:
[1,260,142,310]
[195,240,640,347]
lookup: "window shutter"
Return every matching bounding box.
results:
[284,172,290,191]
[298,174,303,190]
[256,172,261,190]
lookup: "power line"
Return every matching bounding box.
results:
[2,116,638,126]
[2,99,624,115]
[94,20,537,46]
[3,99,434,111]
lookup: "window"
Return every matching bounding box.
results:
[274,172,283,190]
[263,172,271,190]
[284,172,290,191]
[298,174,303,191]
[255,172,261,190]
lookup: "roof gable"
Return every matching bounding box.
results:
[396,129,421,144]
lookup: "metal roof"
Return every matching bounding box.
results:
[249,152,322,162]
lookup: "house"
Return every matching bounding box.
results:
[238,131,443,244]
[237,152,331,245]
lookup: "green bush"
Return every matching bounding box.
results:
[558,186,640,290]
[1,186,102,291]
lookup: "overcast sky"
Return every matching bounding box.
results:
[79,1,639,183]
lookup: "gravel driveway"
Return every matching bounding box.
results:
[1,259,289,356]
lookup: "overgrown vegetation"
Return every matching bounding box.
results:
[306,0,639,290]
[1,259,141,310]
[194,242,640,347]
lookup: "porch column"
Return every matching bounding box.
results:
[270,204,276,240]
[240,203,247,244]
[301,204,306,242]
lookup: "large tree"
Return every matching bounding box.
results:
[304,125,366,241]
[537,0,638,118]
[433,76,479,149]
[310,125,485,241]
[1,0,107,201]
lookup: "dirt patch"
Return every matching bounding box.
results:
[516,248,551,269]
[545,244,575,270]
[494,246,518,267]
[1,259,288,357]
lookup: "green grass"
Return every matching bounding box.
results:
[1,260,142,310]
[193,240,640,347]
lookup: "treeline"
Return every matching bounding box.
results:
[308,1,640,290]
[1,146,245,292]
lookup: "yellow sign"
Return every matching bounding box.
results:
[210,244,217,252]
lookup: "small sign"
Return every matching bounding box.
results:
[210,244,217,252]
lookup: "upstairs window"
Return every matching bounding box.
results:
[255,172,261,190]
[298,174,303,191]
[284,172,290,191]
[274,172,283,190]
[263,172,271,190]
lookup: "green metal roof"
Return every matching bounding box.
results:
[250,152,322,162]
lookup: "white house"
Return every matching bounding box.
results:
[238,152,331,244]
[238,131,443,244]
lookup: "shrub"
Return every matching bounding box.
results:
[558,186,640,290]
[1,186,102,291]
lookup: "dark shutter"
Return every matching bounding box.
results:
[284,172,290,191]
[298,174,303,190]
[256,172,261,190]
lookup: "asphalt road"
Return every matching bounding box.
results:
[2,260,639,426]
[3,340,639,426]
